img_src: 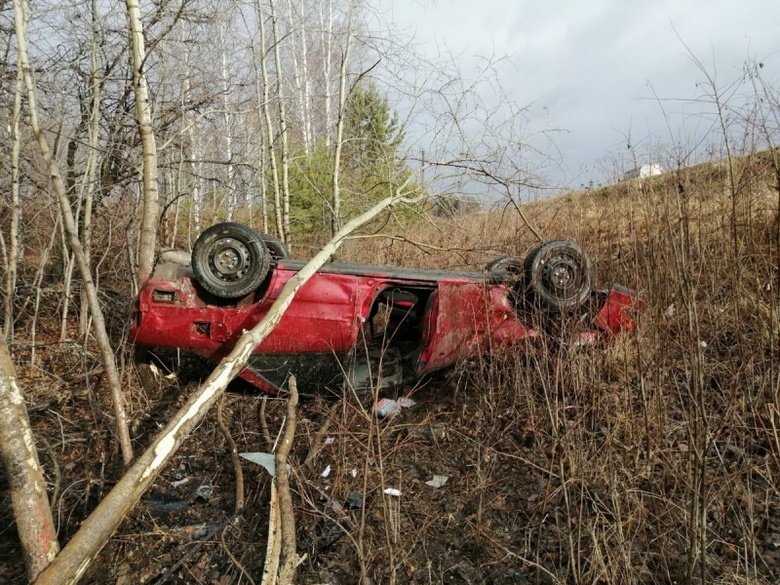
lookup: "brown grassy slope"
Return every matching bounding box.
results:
[336,152,780,583]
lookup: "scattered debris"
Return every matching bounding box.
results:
[306,499,354,551]
[383,488,402,497]
[324,436,336,445]
[143,478,213,520]
[373,397,416,418]
[425,475,449,488]
[190,478,213,502]
[239,452,276,477]
[346,492,364,509]
[320,465,332,478]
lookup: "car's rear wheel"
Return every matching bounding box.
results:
[260,233,289,262]
[524,240,594,311]
[192,222,270,299]
[485,255,524,276]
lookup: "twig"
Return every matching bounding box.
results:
[221,530,257,585]
[217,396,244,511]
[259,397,274,450]
[302,401,340,470]
[37,436,61,514]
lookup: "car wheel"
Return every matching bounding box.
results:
[523,240,594,311]
[192,222,271,299]
[485,255,524,275]
[260,233,289,262]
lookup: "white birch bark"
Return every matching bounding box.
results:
[0,341,60,581]
[219,18,236,221]
[125,0,160,286]
[78,0,100,337]
[269,0,292,244]
[331,0,356,236]
[182,29,203,239]
[321,0,334,147]
[3,66,23,342]
[287,0,312,155]
[256,1,285,240]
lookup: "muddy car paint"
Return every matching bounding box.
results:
[131,255,642,394]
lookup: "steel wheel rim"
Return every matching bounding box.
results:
[541,253,582,299]
[210,237,251,281]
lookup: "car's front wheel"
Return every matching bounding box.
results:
[192,222,271,299]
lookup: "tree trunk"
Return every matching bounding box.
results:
[256,0,285,241]
[321,0,334,147]
[30,215,60,367]
[13,0,134,465]
[125,0,160,286]
[79,0,101,337]
[33,186,422,585]
[287,0,311,156]
[331,1,356,237]
[219,18,236,221]
[0,341,60,581]
[269,0,292,245]
[3,66,23,342]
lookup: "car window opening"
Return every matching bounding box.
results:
[366,286,434,354]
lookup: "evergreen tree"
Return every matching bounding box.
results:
[286,82,419,238]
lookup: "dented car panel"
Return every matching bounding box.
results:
[415,282,537,376]
[131,235,643,394]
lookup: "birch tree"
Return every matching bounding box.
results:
[320,0,335,147]
[2,67,23,342]
[269,0,292,244]
[330,0,357,236]
[255,0,285,240]
[218,11,237,221]
[126,0,160,286]
[0,341,59,581]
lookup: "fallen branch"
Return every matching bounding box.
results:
[276,375,300,584]
[260,477,281,585]
[217,396,244,511]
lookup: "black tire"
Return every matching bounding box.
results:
[260,233,289,262]
[192,222,270,299]
[523,240,594,311]
[485,255,524,275]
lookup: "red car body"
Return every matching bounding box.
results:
[130,257,641,395]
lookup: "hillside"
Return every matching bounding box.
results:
[2,151,779,584]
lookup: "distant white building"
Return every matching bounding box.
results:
[623,163,664,181]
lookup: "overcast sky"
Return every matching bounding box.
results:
[377,0,780,191]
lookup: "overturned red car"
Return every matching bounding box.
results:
[130,223,641,394]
